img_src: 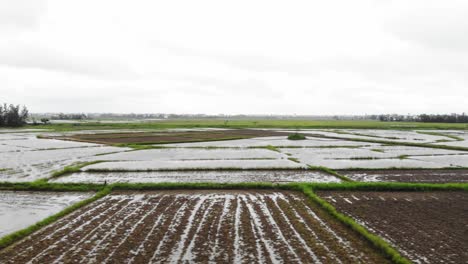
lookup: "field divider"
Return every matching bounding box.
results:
[0,187,112,250]
[308,165,354,182]
[301,186,411,264]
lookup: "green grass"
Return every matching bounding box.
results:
[25,119,468,131]
[262,145,281,152]
[287,133,307,140]
[308,166,354,182]
[301,187,411,264]
[0,187,111,250]
[50,161,104,178]
[371,149,385,153]
[287,157,301,163]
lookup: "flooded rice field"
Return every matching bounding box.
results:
[340,169,468,182]
[83,159,306,171]
[0,191,93,237]
[96,148,283,161]
[317,191,468,264]
[52,170,341,184]
[0,190,388,263]
[164,136,374,148]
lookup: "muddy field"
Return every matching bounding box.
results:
[340,169,468,182]
[0,190,388,263]
[49,129,289,145]
[317,191,468,263]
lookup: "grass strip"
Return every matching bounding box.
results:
[50,161,104,178]
[0,187,111,250]
[287,157,301,163]
[301,187,411,264]
[0,181,466,194]
[308,166,354,182]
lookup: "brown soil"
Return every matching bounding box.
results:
[0,190,388,263]
[48,129,289,145]
[340,169,468,183]
[317,190,468,264]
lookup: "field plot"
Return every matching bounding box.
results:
[164,136,374,148]
[0,191,92,237]
[83,159,305,171]
[0,190,388,263]
[52,170,341,184]
[282,146,468,169]
[340,169,468,182]
[96,148,283,161]
[285,129,456,144]
[46,129,289,145]
[0,132,130,182]
[317,191,468,263]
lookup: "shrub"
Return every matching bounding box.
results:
[288,133,306,140]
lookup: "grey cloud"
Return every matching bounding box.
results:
[0,43,138,79]
[0,0,47,30]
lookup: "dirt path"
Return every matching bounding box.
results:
[0,190,388,263]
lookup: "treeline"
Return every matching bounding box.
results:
[372,113,468,123]
[50,113,88,120]
[0,104,29,127]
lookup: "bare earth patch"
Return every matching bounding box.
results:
[317,191,468,263]
[340,169,468,182]
[0,190,388,263]
[46,129,290,145]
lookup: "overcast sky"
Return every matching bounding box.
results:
[1,0,467,115]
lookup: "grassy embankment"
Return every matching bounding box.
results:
[28,119,468,131]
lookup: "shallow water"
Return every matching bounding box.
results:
[0,191,93,237]
[52,170,341,184]
[97,148,283,161]
[83,159,306,171]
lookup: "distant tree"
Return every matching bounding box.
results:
[40,118,50,124]
[0,104,29,127]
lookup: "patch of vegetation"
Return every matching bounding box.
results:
[397,155,409,160]
[301,187,411,264]
[287,133,307,140]
[50,161,104,178]
[287,157,301,163]
[371,149,385,153]
[308,166,354,182]
[262,145,281,152]
[0,187,110,250]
